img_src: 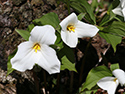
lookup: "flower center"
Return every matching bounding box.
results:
[114,78,117,82]
[33,43,41,53]
[67,25,75,32]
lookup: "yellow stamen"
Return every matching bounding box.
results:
[114,78,117,82]
[33,43,41,53]
[67,25,75,32]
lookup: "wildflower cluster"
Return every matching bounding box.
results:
[10,13,99,74]
[7,0,125,94]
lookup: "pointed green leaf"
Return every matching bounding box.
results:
[81,65,112,91]
[15,29,30,41]
[78,13,86,21]
[99,11,116,26]
[50,30,64,50]
[103,21,125,37]
[110,63,120,72]
[58,45,76,72]
[79,84,99,94]
[99,0,120,26]
[91,0,98,9]
[70,0,96,24]
[61,56,77,72]
[108,0,120,12]
[77,0,96,24]
[7,49,17,76]
[99,32,122,52]
[33,12,60,29]
[81,89,98,94]
[70,2,85,13]
[27,24,35,32]
[54,31,64,50]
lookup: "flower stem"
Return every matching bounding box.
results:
[43,70,47,89]
[33,70,40,94]
[56,73,60,94]
[79,38,92,85]
[70,71,74,94]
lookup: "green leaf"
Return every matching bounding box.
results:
[33,12,60,29]
[99,32,122,52]
[79,85,98,94]
[77,0,96,24]
[81,89,97,94]
[78,13,86,21]
[99,13,110,26]
[7,49,17,76]
[15,29,30,41]
[27,24,35,32]
[61,56,77,72]
[70,2,85,13]
[70,0,96,24]
[103,21,125,37]
[108,0,120,12]
[70,1,93,23]
[54,31,64,50]
[58,45,77,72]
[91,0,98,9]
[99,21,125,52]
[110,63,120,72]
[81,65,112,91]
[99,11,116,26]
[50,32,63,51]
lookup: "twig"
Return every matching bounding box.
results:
[79,38,92,85]
[43,70,47,92]
[33,70,40,94]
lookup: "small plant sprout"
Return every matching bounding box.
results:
[97,69,125,94]
[59,13,99,48]
[11,25,60,74]
[112,0,125,20]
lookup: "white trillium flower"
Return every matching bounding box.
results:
[60,13,99,48]
[11,25,60,74]
[97,77,119,94]
[112,0,125,20]
[112,69,125,86]
[97,69,125,94]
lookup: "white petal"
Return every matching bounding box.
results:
[112,69,125,86]
[60,13,78,32]
[97,77,119,94]
[120,0,125,8]
[61,30,78,48]
[75,21,99,38]
[11,41,41,72]
[37,44,60,74]
[122,8,125,21]
[30,25,56,45]
[112,5,123,16]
